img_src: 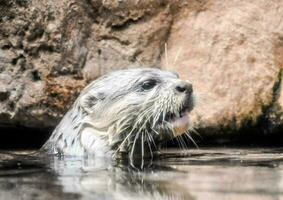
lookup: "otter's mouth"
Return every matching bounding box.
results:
[171,112,190,136]
[163,104,192,137]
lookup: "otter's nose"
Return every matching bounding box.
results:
[175,82,193,95]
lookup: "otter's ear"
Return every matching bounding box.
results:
[80,92,104,114]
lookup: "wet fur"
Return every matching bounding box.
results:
[42,68,194,164]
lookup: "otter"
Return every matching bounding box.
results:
[42,68,194,162]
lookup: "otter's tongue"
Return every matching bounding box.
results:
[171,114,190,137]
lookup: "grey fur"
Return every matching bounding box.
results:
[42,68,194,161]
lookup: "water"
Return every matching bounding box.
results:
[0,148,282,200]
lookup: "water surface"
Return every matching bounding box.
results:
[0,148,282,200]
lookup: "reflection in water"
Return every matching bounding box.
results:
[51,155,192,200]
[0,148,283,200]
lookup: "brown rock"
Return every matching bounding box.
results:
[0,0,175,127]
[161,0,283,135]
[1,0,283,139]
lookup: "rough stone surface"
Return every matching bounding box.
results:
[0,0,176,128]
[1,0,283,137]
[162,0,283,135]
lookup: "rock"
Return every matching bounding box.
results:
[0,0,175,128]
[0,89,9,101]
[161,0,283,135]
[1,0,283,139]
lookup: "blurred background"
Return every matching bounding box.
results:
[1,0,283,149]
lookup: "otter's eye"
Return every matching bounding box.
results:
[141,79,157,90]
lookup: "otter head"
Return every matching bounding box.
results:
[78,68,194,159]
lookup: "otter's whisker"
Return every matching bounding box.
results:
[184,131,199,148]
[163,121,174,137]
[190,127,203,139]
[179,135,189,149]
[172,46,183,66]
[130,131,140,167]
[145,132,153,158]
[165,43,168,67]
[141,131,144,169]
[152,111,161,129]
[147,129,158,150]
[113,125,136,157]
[175,136,183,150]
